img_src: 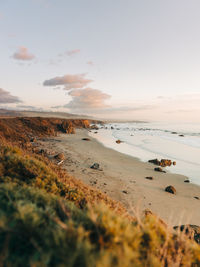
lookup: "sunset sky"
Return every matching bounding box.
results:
[1,0,200,121]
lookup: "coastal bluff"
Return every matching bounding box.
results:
[0,117,99,144]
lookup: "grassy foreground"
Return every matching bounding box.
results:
[0,118,200,266]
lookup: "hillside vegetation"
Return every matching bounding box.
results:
[0,117,199,266]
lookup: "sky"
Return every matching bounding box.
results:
[1,0,200,122]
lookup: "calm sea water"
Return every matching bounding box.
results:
[89,122,200,185]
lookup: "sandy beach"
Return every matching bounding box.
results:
[41,129,200,226]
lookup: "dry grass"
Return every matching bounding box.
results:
[0,143,128,215]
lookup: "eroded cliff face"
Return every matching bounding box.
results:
[0,117,99,144]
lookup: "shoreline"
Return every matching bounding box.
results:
[41,129,200,226]
[89,123,200,185]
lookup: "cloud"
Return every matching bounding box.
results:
[43,73,93,90]
[0,88,22,104]
[66,49,80,56]
[12,46,35,61]
[65,87,111,111]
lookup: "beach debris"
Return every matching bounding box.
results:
[54,152,65,161]
[82,138,91,141]
[116,139,122,144]
[174,225,200,244]
[57,160,64,166]
[194,196,199,200]
[154,167,166,173]
[90,163,100,170]
[145,176,154,180]
[122,190,128,194]
[184,179,190,183]
[165,185,176,194]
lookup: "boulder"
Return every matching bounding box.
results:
[171,132,177,134]
[148,159,160,165]
[165,185,176,194]
[54,153,65,161]
[91,125,99,130]
[145,176,154,180]
[154,167,166,173]
[82,138,91,141]
[184,179,190,183]
[174,225,200,244]
[149,158,173,167]
[160,159,172,167]
[179,134,184,137]
[111,126,114,129]
[90,163,100,170]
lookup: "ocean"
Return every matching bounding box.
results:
[89,122,200,185]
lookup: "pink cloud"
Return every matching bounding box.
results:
[66,87,111,110]
[43,73,93,90]
[12,46,35,61]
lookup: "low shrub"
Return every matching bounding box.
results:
[0,144,84,204]
[0,184,199,266]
